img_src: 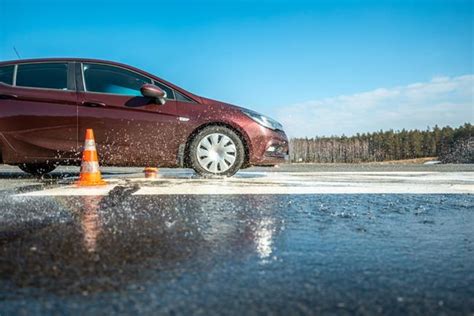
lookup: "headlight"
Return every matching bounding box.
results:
[242,110,283,131]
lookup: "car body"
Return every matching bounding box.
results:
[0,58,288,176]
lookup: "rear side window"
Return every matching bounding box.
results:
[16,63,68,90]
[83,63,152,96]
[0,65,14,85]
[153,81,175,100]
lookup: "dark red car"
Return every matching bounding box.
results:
[0,58,288,177]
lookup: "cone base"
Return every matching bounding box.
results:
[76,180,107,187]
[76,173,107,186]
[144,173,158,179]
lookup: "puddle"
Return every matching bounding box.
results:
[0,193,473,314]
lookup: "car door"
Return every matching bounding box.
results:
[77,62,180,166]
[0,62,78,163]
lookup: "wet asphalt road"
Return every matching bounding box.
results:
[0,164,473,315]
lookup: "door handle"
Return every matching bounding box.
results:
[82,101,106,107]
[0,93,18,100]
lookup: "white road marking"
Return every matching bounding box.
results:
[16,184,118,197]
[14,172,474,196]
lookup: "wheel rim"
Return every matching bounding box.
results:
[196,133,237,173]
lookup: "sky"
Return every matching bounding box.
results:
[0,0,472,137]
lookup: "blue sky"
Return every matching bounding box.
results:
[0,0,472,136]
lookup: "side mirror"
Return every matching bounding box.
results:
[140,84,167,105]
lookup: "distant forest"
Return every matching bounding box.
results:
[289,123,473,163]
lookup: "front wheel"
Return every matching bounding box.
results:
[189,126,245,177]
[18,163,57,176]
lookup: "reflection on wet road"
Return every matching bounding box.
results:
[1,187,473,314]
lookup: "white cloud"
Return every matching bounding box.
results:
[276,75,474,137]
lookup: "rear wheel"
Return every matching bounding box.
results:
[18,163,57,176]
[189,126,245,177]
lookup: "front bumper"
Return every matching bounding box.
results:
[248,128,289,166]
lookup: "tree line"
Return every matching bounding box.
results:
[289,123,473,163]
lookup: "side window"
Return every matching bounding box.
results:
[16,63,68,90]
[153,81,175,100]
[0,65,14,85]
[83,63,152,96]
[175,91,196,103]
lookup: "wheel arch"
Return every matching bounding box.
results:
[183,122,251,168]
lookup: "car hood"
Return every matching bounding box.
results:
[200,96,249,112]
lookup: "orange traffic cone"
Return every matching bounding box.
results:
[143,167,159,179]
[76,129,106,186]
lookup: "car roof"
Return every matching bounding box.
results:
[0,57,129,66]
[0,58,201,101]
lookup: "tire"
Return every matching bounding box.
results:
[18,163,57,176]
[189,126,245,177]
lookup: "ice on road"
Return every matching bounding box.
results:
[15,171,474,196]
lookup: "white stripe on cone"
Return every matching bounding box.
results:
[84,139,96,151]
[80,161,100,173]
